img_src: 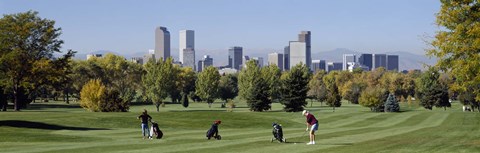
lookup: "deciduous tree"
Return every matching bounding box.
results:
[427,0,480,101]
[308,70,327,106]
[195,66,220,105]
[0,11,71,111]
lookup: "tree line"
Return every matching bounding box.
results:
[2,1,480,112]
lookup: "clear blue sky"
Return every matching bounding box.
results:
[0,0,440,56]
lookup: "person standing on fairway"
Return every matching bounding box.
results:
[302,110,318,145]
[138,109,152,139]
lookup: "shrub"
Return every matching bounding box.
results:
[80,79,106,112]
[99,90,129,112]
[80,79,129,112]
[227,99,236,112]
[359,86,388,112]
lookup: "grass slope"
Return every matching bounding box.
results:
[0,101,479,153]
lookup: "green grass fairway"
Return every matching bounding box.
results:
[1,101,479,153]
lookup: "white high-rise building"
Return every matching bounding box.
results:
[289,41,307,69]
[268,53,284,71]
[179,30,194,64]
[155,26,170,61]
[343,54,356,71]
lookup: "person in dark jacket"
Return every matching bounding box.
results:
[137,109,152,139]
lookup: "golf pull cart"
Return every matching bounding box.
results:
[271,123,286,143]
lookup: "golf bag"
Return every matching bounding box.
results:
[271,123,286,143]
[150,122,163,139]
[206,123,221,140]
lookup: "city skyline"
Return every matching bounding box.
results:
[0,0,440,56]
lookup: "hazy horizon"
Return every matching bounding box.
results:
[1,0,440,57]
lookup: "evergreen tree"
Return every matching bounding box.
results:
[181,93,189,108]
[384,93,400,112]
[279,63,311,112]
[238,60,271,111]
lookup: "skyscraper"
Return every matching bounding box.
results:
[197,60,203,72]
[143,53,155,64]
[312,60,326,72]
[298,31,312,70]
[289,41,307,69]
[327,62,342,72]
[372,54,387,70]
[203,55,213,68]
[179,30,194,64]
[197,55,213,72]
[182,48,195,70]
[155,26,170,61]
[130,57,143,65]
[252,57,264,67]
[283,46,290,70]
[268,53,284,71]
[243,56,263,69]
[358,54,373,71]
[228,46,243,70]
[342,54,356,71]
[387,55,399,71]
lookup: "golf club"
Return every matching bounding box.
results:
[294,130,308,144]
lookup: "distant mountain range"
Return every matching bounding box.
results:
[72,48,437,71]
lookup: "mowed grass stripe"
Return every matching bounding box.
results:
[1,102,477,153]
[193,112,448,153]
[262,112,448,153]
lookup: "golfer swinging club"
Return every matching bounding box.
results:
[302,110,318,145]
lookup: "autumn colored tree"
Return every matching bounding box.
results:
[80,79,106,112]
[308,70,328,106]
[427,0,480,102]
[0,11,74,111]
[323,71,342,111]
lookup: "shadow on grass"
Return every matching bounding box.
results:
[27,103,82,110]
[0,120,109,131]
[169,110,226,112]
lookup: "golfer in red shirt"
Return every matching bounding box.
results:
[302,110,318,145]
